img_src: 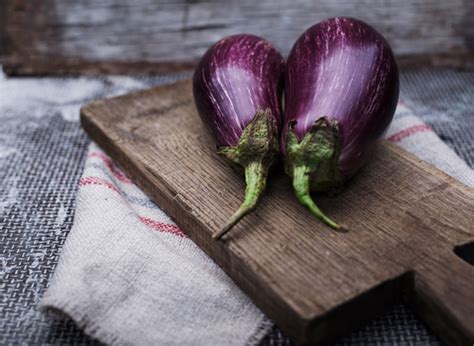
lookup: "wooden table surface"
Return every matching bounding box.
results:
[1,0,473,75]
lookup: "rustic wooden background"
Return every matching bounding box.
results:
[1,0,473,75]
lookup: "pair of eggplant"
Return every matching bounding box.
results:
[193,17,399,240]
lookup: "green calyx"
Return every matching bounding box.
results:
[285,117,344,231]
[213,108,279,240]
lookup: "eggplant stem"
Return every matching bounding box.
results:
[213,161,267,240]
[292,165,341,230]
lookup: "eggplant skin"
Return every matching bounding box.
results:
[193,34,284,148]
[284,17,399,180]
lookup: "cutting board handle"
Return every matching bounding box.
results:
[411,247,474,345]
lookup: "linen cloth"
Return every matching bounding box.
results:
[39,98,474,345]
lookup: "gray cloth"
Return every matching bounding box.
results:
[401,68,474,168]
[1,68,472,345]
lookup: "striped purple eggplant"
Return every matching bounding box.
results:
[193,34,284,239]
[283,17,399,230]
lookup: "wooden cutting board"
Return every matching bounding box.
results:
[81,79,474,345]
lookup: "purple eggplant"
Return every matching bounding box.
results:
[283,17,399,229]
[193,34,284,239]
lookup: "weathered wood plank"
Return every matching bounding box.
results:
[80,79,474,345]
[2,0,474,75]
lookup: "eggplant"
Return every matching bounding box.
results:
[193,34,284,239]
[283,17,399,229]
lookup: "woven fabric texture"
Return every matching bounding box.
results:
[40,141,271,345]
[400,68,474,168]
[0,68,472,345]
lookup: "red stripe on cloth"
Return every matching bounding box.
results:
[139,216,186,237]
[79,177,185,238]
[88,152,132,183]
[79,176,121,194]
[387,124,432,142]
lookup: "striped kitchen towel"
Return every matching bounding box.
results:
[40,102,474,345]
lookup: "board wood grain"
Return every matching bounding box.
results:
[2,0,474,75]
[80,79,474,345]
